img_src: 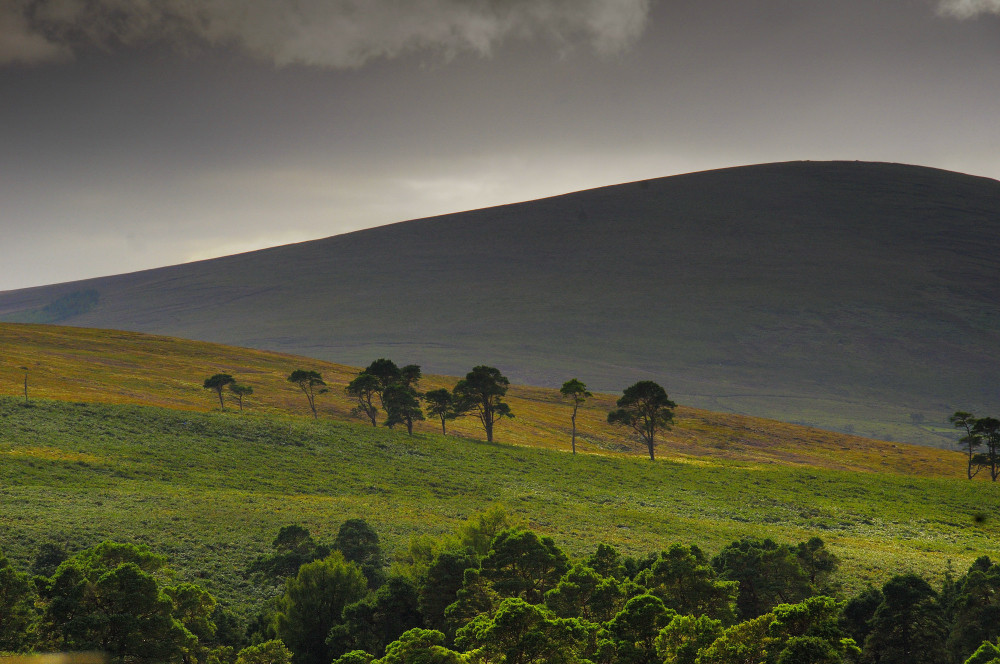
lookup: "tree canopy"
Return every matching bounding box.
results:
[203,373,235,410]
[560,379,591,454]
[287,369,326,419]
[453,365,514,443]
[607,381,676,460]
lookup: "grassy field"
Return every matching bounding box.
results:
[1,397,997,621]
[0,323,997,621]
[1,162,998,446]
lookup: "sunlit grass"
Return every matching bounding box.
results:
[0,323,969,478]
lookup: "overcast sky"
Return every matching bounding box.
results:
[1,0,999,290]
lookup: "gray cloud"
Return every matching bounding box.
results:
[0,0,652,67]
[937,0,1000,17]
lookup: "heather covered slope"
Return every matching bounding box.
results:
[2,161,998,445]
[0,322,969,477]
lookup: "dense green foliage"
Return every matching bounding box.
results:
[5,515,1000,664]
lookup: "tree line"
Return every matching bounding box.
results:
[205,359,681,459]
[2,509,999,664]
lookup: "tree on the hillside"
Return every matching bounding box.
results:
[334,518,387,589]
[249,525,329,583]
[605,594,678,664]
[364,359,403,408]
[347,372,381,426]
[0,553,38,652]
[453,365,514,443]
[383,384,424,435]
[560,379,591,454]
[951,411,984,480]
[203,373,235,410]
[636,544,737,623]
[274,552,368,664]
[972,417,1000,481]
[863,574,948,664]
[327,576,423,658]
[37,542,207,663]
[479,529,569,604]
[229,383,253,411]
[287,370,326,419]
[607,381,676,461]
[455,597,590,664]
[424,388,458,435]
[711,537,811,620]
[946,556,1000,662]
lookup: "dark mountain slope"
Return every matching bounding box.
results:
[3,161,998,445]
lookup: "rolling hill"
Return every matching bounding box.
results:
[0,323,996,615]
[1,161,998,446]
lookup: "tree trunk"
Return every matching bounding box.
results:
[217,389,225,410]
[646,434,655,461]
[571,408,577,454]
[440,417,447,435]
[485,418,494,443]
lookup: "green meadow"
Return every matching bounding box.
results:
[2,397,997,621]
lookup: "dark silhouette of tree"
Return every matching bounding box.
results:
[328,576,423,658]
[607,381,676,460]
[287,370,326,419]
[334,518,386,589]
[365,358,402,404]
[560,379,591,455]
[946,556,1000,663]
[384,384,424,435]
[0,553,38,652]
[951,411,984,480]
[229,383,253,411]
[419,550,478,633]
[274,552,368,664]
[711,537,810,620]
[480,529,569,604]
[453,366,514,443]
[863,574,948,664]
[347,372,381,426]
[636,544,737,623]
[973,417,1000,481]
[424,388,458,435]
[249,525,329,583]
[203,373,235,410]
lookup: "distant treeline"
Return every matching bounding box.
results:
[214,357,678,460]
[2,507,998,664]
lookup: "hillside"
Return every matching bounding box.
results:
[1,161,998,446]
[0,322,970,477]
[1,399,998,616]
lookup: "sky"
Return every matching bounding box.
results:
[1,0,999,291]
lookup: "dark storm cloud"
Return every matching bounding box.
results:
[0,0,652,67]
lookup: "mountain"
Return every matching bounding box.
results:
[2,161,998,446]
